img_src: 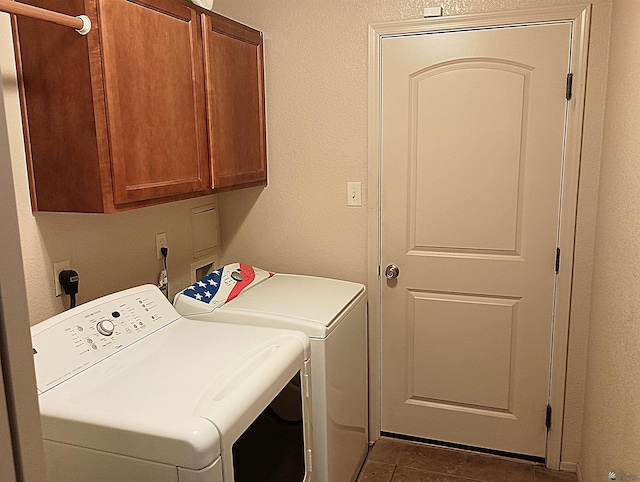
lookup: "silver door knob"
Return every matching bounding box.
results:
[385,264,400,279]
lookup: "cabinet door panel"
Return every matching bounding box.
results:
[99,0,209,205]
[203,15,267,189]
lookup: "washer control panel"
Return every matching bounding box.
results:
[31,285,179,394]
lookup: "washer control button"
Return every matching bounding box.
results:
[96,320,115,336]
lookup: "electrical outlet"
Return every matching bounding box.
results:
[156,233,167,260]
[53,260,71,297]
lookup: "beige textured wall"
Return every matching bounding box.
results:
[0,14,219,325]
[0,0,615,468]
[213,0,612,466]
[580,0,640,479]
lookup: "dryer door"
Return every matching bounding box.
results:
[231,372,306,482]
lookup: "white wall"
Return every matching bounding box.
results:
[580,0,640,479]
[213,0,612,467]
[0,0,616,469]
[0,13,220,325]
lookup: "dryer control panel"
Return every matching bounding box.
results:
[31,285,179,394]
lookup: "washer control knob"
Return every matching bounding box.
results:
[96,320,115,336]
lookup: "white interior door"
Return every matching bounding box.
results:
[380,22,572,458]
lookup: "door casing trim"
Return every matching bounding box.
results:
[367,4,591,470]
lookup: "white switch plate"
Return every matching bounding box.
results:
[347,182,362,207]
[53,260,71,297]
[156,233,167,260]
[423,6,443,17]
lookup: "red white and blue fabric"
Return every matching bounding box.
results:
[180,263,273,310]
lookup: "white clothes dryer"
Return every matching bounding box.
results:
[174,267,368,482]
[31,284,313,482]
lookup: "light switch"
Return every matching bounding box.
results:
[347,182,362,207]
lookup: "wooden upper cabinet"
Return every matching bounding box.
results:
[98,0,209,205]
[202,13,267,190]
[13,0,265,213]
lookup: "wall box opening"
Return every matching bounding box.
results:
[191,254,220,284]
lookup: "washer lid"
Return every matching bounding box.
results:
[39,320,307,470]
[33,286,308,470]
[202,274,365,337]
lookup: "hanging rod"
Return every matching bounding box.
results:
[0,0,91,35]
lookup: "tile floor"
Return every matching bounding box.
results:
[356,437,578,482]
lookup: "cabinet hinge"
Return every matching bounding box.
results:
[546,405,552,430]
[378,265,381,277]
[566,73,573,101]
[555,248,561,274]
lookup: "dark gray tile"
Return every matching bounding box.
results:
[533,466,578,482]
[357,460,396,482]
[392,466,463,482]
[464,453,533,482]
[397,443,466,476]
[368,437,408,465]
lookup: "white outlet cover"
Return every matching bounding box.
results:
[53,260,71,297]
[156,233,167,260]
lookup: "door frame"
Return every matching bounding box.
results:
[0,15,47,479]
[367,5,591,469]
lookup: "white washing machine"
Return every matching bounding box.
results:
[30,284,313,482]
[174,265,368,482]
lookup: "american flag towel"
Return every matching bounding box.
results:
[175,263,274,311]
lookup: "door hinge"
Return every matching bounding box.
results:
[304,373,310,398]
[378,265,381,277]
[546,404,552,430]
[566,73,573,101]
[555,248,561,274]
[307,448,313,473]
